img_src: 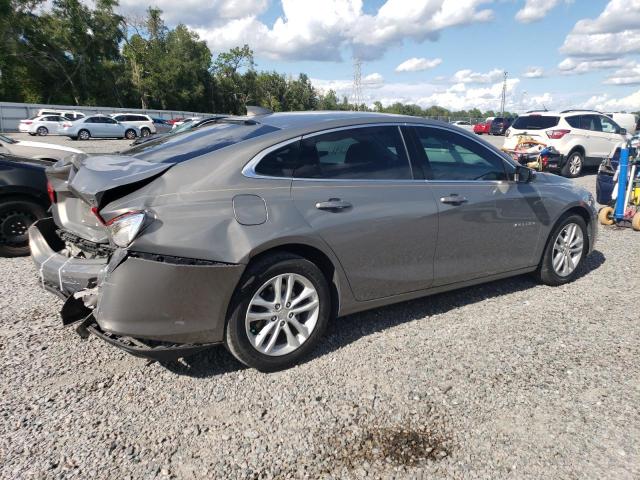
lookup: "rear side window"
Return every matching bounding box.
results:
[566,115,581,128]
[511,115,559,130]
[294,126,412,180]
[255,142,301,177]
[412,126,507,181]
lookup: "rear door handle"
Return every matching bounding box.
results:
[440,195,468,205]
[315,198,352,211]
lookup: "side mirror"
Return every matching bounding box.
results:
[515,165,535,183]
[619,128,627,135]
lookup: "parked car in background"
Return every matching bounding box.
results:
[34,110,85,121]
[32,111,597,371]
[605,113,638,134]
[0,134,82,161]
[152,118,173,134]
[489,117,512,135]
[504,110,627,177]
[171,117,201,129]
[60,115,140,140]
[450,120,473,131]
[18,115,68,136]
[473,117,494,135]
[110,113,156,137]
[0,152,51,256]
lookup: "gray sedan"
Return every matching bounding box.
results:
[60,115,140,140]
[31,112,597,371]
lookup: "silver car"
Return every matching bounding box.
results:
[0,134,82,161]
[60,115,140,140]
[30,112,597,371]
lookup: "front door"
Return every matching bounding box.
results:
[409,126,544,286]
[291,125,439,301]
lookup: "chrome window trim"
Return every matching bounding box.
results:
[242,122,516,183]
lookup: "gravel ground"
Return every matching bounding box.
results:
[1,134,639,479]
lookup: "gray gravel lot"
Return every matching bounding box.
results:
[1,133,639,479]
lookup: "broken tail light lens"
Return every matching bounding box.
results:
[46,181,56,204]
[546,129,570,139]
[106,211,146,247]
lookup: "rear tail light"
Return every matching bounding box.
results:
[546,129,570,139]
[46,181,56,204]
[505,128,511,137]
[540,155,549,169]
[62,122,72,128]
[22,120,32,125]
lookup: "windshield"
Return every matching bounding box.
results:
[0,134,17,144]
[123,121,280,163]
[512,115,559,130]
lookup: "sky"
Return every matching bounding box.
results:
[113,0,640,113]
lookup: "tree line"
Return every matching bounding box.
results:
[0,0,514,118]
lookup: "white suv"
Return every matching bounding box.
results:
[110,113,156,137]
[503,110,628,177]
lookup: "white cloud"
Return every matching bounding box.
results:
[198,0,495,60]
[395,57,442,72]
[582,88,640,110]
[559,0,640,57]
[451,68,504,84]
[603,61,640,85]
[523,66,544,78]
[515,0,565,23]
[362,72,385,88]
[558,57,625,74]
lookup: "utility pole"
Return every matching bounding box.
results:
[351,57,363,111]
[500,71,508,117]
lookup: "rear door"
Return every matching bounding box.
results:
[291,125,439,301]
[409,126,543,286]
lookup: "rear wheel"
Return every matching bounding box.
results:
[225,253,330,372]
[561,151,583,178]
[125,129,136,140]
[36,126,48,136]
[0,198,46,257]
[78,129,90,140]
[535,214,588,286]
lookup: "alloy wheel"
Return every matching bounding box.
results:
[245,273,320,356]
[552,222,584,277]
[569,154,582,176]
[79,130,90,140]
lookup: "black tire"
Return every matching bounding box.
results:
[36,126,48,136]
[0,198,47,257]
[125,129,136,140]
[141,128,151,137]
[28,133,36,136]
[561,150,583,178]
[78,129,90,141]
[534,214,588,286]
[225,252,331,372]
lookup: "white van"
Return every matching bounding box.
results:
[605,113,638,134]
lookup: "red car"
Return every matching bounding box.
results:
[473,117,494,135]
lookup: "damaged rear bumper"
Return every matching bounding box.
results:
[29,218,246,356]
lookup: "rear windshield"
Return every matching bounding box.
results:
[511,115,559,130]
[124,121,280,164]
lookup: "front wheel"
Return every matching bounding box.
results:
[562,151,583,178]
[0,198,46,257]
[124,129,136,140]
[141,128,151,137]
[535,214,588,286]
[225,253,330,372]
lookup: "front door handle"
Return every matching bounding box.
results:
[315,198,352,211]
[440,195,468,205]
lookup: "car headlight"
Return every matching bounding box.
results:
[107,211,147,247]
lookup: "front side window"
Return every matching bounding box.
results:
[295,126,412,180]
[599,115,619,134]
[412,127,507,181]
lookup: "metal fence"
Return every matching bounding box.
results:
[0,102,211,132]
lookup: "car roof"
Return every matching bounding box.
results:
[242,111,434,130]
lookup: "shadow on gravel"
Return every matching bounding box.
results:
[162,250,605,377]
